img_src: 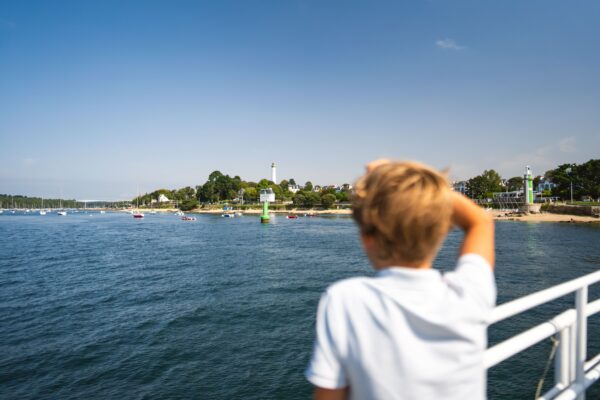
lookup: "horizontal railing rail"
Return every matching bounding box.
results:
[484,270,600,400]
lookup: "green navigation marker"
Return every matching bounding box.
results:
[259,186,275,224]
[261,201,270,223]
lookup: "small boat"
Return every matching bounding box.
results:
[100,211,106,214]
[133,212,144,219]
[235,212,242,217]
[221,213,235,218]
[39,210,47,215]
[149,211,157,215]
[304,213,317,217]
[286,215,299,219]
[57,211,67,216]
[181,216,196,221]
[175,210,184,216]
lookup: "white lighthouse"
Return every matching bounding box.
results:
[271,162,277,184]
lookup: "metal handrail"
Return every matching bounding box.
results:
[490,270,600,324]
[484,270,600,400]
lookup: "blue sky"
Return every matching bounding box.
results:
[1,0,599,200]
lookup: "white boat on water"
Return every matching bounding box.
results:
[100,210,106,214]
[57,197,66,216]
[175,210,184,216]
[222,213,235,218]
[39,210,47,215]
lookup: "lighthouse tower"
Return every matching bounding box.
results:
[271,162,277,184]
[519,165,541,214]
[524,166,533,205]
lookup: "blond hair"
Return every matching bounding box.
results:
[352,161,452,264]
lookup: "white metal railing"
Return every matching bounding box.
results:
[484,270,600,400]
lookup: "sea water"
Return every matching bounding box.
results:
[1,212,599,399]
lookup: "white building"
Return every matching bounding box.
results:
[158,194,170,203]
[288,184,301,194]
[537,177,556,193]
[452,181,467,195]
[271,162,277,184]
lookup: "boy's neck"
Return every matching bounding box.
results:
[372,259,433,271]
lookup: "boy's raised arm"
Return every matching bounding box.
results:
[451,192,495,269]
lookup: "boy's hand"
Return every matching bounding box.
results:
[451,191,495,269]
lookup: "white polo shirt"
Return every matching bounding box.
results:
[305,254,496,400]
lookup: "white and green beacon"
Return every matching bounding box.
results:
[260,188,275,224]
[524,166,534,205]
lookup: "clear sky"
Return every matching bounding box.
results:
[1,0,599,200]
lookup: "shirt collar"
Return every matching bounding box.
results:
[376,266,441,282]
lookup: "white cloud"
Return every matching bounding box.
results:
[558,136,576,153]
[435,38,464,50]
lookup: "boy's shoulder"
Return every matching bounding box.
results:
[322,276,376,306]
[326,275,374,295]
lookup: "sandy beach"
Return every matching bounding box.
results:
[489,210,599,223]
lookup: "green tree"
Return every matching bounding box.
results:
[303,191,321,207]
[292,192,305,207]
[321,193,336,209]
[279,179,290,198]
[179,199,199,211]
[466,169,503,199]
[258,179,271,189]
[289,178,296,185]
[336,190,350,202]
[270,184,283,199]
[244,187,258,202]
[304,181,313,192]
[547,160,600,200]
[506,176,523,192]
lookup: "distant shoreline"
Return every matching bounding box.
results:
[122,207,600,223]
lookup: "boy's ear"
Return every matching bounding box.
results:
[361,233,376,251]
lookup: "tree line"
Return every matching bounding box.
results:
[0,194,129,209]
[133,171,352,211]
[465,159,599,200]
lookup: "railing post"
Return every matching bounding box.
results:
[570,323,577,382]
[555,328,571,387]
[575,287,588,400]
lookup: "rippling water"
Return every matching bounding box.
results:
[1,212,599,399]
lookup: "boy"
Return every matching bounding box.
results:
[305,160,496,400]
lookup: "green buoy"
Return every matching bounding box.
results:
[260,201,270,223]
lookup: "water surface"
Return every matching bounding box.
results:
[1,212,599,398]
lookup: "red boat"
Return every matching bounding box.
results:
[286,215,298,219]
[133,213,144,219]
